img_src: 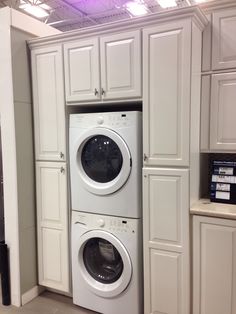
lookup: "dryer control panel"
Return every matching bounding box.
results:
[70,111,140,128]
[72,211,138,234]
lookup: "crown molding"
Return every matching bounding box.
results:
[28,6,208,49]
[200,0,236,13]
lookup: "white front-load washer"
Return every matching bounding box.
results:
[71,211,143,314]
[69,111,142,218]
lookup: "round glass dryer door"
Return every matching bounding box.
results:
[76,128,131,195]
[78,230,132,298]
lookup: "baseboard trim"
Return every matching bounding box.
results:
[21,285,45,306]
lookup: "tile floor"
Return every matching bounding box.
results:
[0,291,98,314]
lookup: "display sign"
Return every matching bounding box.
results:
[210,161,236,204]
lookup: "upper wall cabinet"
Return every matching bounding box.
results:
[64,30,141,103]
[100,31,141,100]
[31,45,66,161]
[143,20,191,167]
[210,72,236,150]
[212,8,236,70]
[64,38,100,102]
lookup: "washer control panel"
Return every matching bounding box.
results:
[72,211,138,234]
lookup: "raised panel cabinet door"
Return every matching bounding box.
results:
[193,216,236,314]
[143,168,190,314]
[143,21,191,167]
[36,162,69,292]
[145,249,185,314]
[212,8,236,70]
[100,30,141,100]
[210,72,236,150]
[31,46,66,161]
[64,38,100,102]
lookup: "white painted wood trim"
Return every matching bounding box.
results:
[21,286,45,306]
[201,0,236,13]
[0,21,21,308]
[202,13,212,72]
[200,75,211,151]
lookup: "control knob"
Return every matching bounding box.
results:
[97,219,105,227]
[97,116,104,125]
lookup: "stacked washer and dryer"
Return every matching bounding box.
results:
[69,111,143,314]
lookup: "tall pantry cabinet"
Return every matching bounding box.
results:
[142,11,207,314]
[31,45,70,292]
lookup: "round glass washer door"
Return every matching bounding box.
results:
[77,230,132,298]
[75,128,131,195]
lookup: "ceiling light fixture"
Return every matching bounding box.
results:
[125,1,148,16]
[19,0,50,18]
[157,0,177,9]
[23,5,49,18]
[194,0,206,3]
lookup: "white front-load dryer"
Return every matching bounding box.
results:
[69,111,142,218]
[71,211,143,314]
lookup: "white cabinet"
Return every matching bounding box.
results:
[143,168,190,314]
[64,30,141,103]
[31,45,66,161]
[64,38,100,102]
[31,45,70,293]
[212,8,236,70]
[36,162,69,292]
[143,20,191,167]
[100,31,141,100]
[193,215,236,314]
[210,72,236,150]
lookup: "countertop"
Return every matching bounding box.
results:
[190,199,236,219]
